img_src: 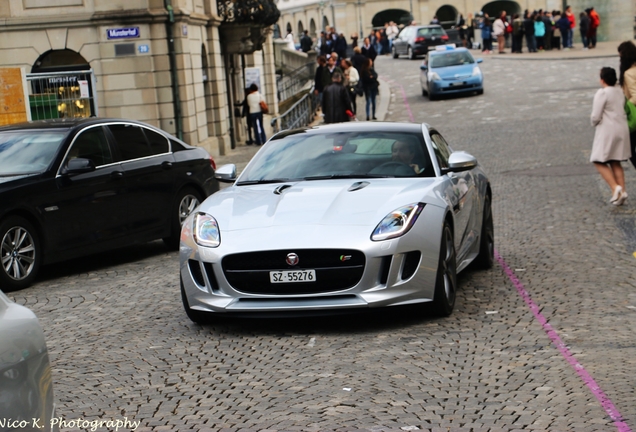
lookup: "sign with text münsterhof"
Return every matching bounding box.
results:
[107,27,140,40]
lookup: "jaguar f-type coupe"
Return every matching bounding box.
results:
[180,122,493,321]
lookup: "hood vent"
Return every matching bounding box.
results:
[348,181,370,192]
[274,184,292,195]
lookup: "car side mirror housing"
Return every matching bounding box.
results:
[420,64,428,71]
[63,158,95,175]
[442,152,478,174]
[215,164,237,183]
[477,58,483,63]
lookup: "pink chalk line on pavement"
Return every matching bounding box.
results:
[384,73,631,431]
[495,250,632,432]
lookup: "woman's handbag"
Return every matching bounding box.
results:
[625,99,636,133]
[259,100,269,114]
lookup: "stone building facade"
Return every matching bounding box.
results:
[0,0,278,156]
[278,0,633,46]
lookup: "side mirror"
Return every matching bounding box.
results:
[63,158,95,175]
[443,152,478,174]
[420,64,428,71]
[476,58,483,63]
[215,164,237,183]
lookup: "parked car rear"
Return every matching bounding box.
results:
[392,25,449,59]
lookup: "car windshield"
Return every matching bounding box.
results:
[429,51,474,68]
[418,27,445,37]
[0,130,67,176]
[237,131,434,184]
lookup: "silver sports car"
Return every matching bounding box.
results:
[180,122,493,321]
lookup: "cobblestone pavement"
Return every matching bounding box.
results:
[7,48,636,432]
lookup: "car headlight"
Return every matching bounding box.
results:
[428,72,441,81]
[371,203,424,241]
[193,213,220,248]
[472,66,482,77]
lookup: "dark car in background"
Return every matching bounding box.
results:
[392,25,449,59]
[0,118,218,290]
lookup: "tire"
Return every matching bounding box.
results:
[392,46,399,59]
[432,221,457,317]
[181,281,209,324]
[408,46,416,60]
[421,87,428,97]
[428,92,436,101]
[474,194,494,269]
[0,216,41,291]
[476,89,484,95]
[163,187,203,250]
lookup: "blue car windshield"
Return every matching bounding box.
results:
[0,131,67,175]
[237,131,434,184]
[429,51,474,68]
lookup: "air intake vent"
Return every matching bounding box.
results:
[401,251,421,280]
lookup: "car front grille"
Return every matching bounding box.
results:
[222,249,365,295]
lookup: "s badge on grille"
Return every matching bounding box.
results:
[286,253,299,266]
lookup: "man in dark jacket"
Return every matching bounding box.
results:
[322,72,352,124]
[321,54,343,91]
[300,30,313,53]
[350,46,367,72]
[313,55,327,96]
[523,11,536,52]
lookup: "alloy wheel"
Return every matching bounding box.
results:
[178,194,201,226]
[1,226,36,281]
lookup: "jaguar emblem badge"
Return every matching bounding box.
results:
[286,253,299,266]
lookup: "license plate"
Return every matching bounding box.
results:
[449,82,462,86]
[270,269,316,283]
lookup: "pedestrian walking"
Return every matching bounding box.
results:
[350,46,367,72]
[300,30,313,53]
[240,88,254,145]
[246,84,267,146]
[590,67,631,205]
[579,12,590,49]
[321,54,343,90]
[321,72,353,124]
[386,21,399,51]
[341,59,360,114]
[618,41,636,169]
[313,55,327,98]
[493,11,507,54]
[334,33,348,61]
[359,58,379,120]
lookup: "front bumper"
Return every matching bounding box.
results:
[429,77,483,96]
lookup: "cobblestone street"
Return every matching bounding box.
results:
[8,46,636,431]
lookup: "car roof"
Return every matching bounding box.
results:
[428,47,470,56]
[272,122,429,140]
[0,117,156,133]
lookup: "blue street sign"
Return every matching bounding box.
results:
[138,45,149,53]
[107,27,140,40]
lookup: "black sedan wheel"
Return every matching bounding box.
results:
[164,187,203,250]
[432,221,457,316]
[407,46,416,60]
[392,46,399,59]
[0,217,41,291]
[474,194,494,269]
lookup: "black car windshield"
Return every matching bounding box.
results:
[237,131,434,184]
[0,131,67,175]
[418,27,445,37]
[429,51,474,68]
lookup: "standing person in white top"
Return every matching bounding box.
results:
[590,67,631,205]
[284,30,296,51]
[385,21,399,52]
[246,84,267,146]
[493,11,507,54]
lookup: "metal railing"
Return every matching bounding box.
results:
[270,86,319,133]
[276,62,315,103]
[26,70,97,120]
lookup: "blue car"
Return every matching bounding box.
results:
[420,45,484,100]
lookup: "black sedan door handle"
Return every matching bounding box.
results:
[111,171,124,179]
[162,161,173,170]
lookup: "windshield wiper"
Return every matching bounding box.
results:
[303,174,391,180]
[236,178,299,186]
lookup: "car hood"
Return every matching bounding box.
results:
[434,63,477,79]
[200,178,443,231]
[0,173,39,185]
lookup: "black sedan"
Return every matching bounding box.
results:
[392,25,450,59]
[0,118,218,290]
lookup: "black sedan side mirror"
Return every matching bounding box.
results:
[63,158,96,175]
[420,64,428,71]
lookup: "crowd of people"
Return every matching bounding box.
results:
[474,5,600,54]
[312,26,386,123]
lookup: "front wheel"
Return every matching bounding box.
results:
[181,281,210,324]
[392,46,399,59]
[407,46,416,60]
[0,216,41,291]
[432,221,457,316]
[163,187,203,250]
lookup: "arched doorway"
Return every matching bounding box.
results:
[29,49,95,119]
[298,20,304,37]
[481,1,521,18]
[434,5,458,29]
[286,22,292,35]
[322,16,329,31]
[309,18,316,37]
[371,9,412,27]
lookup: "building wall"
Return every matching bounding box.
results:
[279,0,633,44]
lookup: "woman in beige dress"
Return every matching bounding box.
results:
[591,67,631,205]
